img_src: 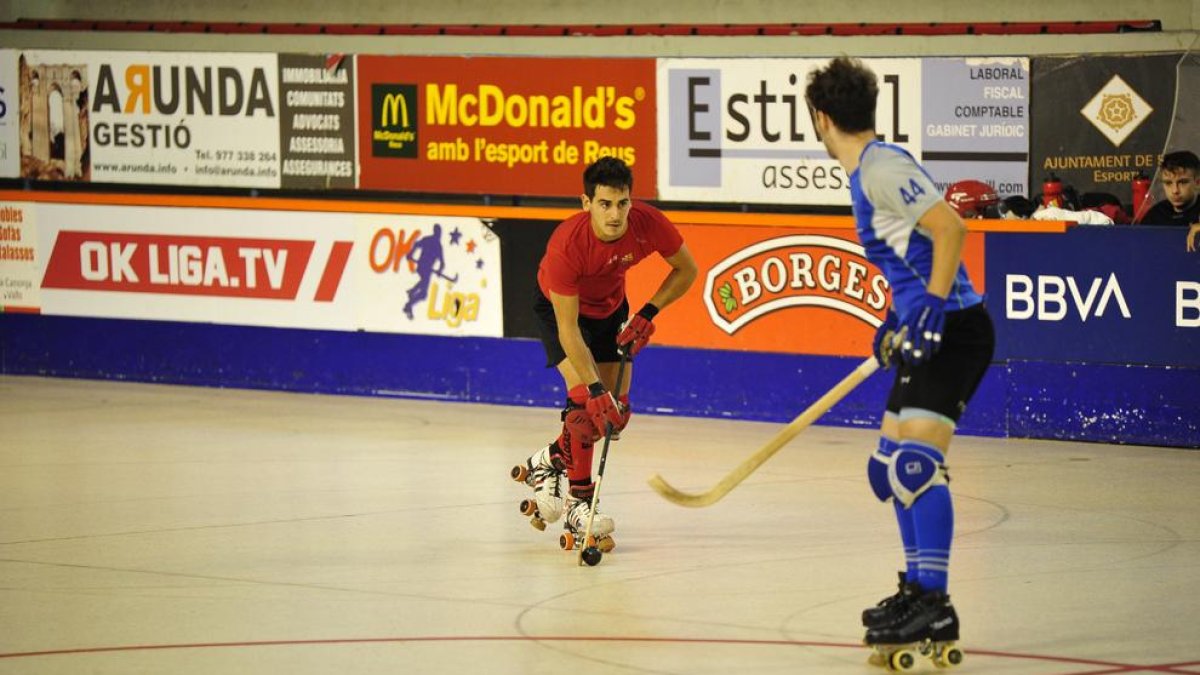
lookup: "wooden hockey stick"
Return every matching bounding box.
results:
[648,355,880,508]
[577,347,629,566]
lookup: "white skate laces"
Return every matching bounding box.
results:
[566,495,614,536]
[528,446,566,523]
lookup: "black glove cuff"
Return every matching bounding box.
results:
[636,303,660,321]
[587,382,607,397]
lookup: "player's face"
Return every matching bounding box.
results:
[1161,168,1198,209]
[583,184,632,242]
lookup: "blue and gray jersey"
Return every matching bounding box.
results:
[849,141,983,317]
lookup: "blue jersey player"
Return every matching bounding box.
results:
[805,57,994,662]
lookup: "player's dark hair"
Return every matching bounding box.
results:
[583,157,633,199]
[1161,150,1199,174]
[804,57,878,134]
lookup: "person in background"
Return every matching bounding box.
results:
[1136,151,1200,250]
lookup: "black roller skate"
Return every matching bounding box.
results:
[863,571,922,628]
[864,589,964,671]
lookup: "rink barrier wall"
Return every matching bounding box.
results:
[0,192,1196,448]
[1,313,1195,447]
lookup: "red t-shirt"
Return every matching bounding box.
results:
[538,201,684,319]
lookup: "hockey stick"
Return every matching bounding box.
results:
[648,355,880,508]
[578,346,629,566]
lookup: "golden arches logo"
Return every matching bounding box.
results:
[381,93,410,128]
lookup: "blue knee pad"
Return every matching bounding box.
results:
[867,437,900,502]
[888,442,948,508]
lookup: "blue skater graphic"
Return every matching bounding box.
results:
[402,223,458,320]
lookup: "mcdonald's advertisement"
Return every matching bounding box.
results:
[355,55,657,198]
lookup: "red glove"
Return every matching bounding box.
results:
[585,383,624,434]
[617,303,659,356]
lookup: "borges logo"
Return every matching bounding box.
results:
[703,235,889,335]
[372,84,418,158]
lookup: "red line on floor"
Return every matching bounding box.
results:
[0,635,1193,672]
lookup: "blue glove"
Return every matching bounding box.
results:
[872,310,900,368]
[898,293,946,365]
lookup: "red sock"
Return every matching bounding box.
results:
[563,384,594,490]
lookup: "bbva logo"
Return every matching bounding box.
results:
[1005,273,1131,321]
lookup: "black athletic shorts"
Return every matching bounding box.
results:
[533,286,629,368]
[886,302,995,423]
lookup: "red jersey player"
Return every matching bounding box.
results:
[511,157,697,548]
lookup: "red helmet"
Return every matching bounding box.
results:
[944,180,999,218]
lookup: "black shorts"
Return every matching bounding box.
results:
[533,287,629,368]
[886,302,995,423]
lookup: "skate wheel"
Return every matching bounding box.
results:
[595,536,615,553]
[519,499,537,516]
[888,649,916,671]
[559,532,576,550]
[935,646,964,668]
[510,464,529,483]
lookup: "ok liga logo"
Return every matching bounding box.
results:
[703,234,890,334]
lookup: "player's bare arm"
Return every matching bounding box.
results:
[548,289,601,388]
[646,244,699,310]
[915,201,968,299]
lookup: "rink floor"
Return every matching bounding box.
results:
[1,375,1197,674]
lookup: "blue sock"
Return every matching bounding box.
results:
[877,437,919,581]
[893,498,919,583]
[901,441,954,592]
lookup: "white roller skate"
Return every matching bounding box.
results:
[511,445,566,530]
[559,493,615,553]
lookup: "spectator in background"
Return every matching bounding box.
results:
[1136,151,1200,250]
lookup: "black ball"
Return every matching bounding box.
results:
[582,546,603,566]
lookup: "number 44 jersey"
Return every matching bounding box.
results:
[849,140,983,318]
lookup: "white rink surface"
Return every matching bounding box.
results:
[1,375,1198,675]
